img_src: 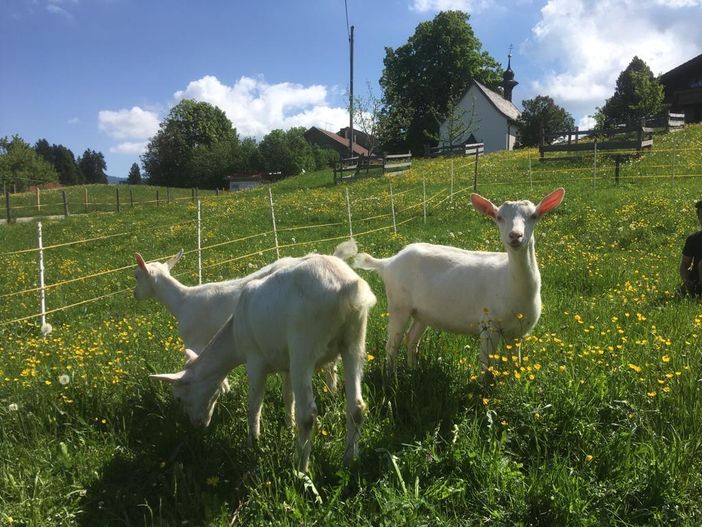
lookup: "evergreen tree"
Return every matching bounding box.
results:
[78,149,108,184]
[127,163,142,184]
[594,56,664,128]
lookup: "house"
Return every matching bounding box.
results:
[304,127,369,158]
[439,54,521,153]
[660,54,702,124]
[336,127,378,155]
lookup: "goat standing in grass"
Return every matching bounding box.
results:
[353,187,565,373]
[133,241,358,419]
[151,253,376,472]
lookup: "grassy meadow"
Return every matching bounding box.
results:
[1,126,701,526]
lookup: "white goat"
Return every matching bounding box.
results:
[133,241,357,417]
[151,253,377,472]
[353,187,565,372]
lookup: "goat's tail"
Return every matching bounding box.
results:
[345,277,377,313]
[333,239,358,261]
[352,252,388,273]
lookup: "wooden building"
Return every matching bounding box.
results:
[660,54,702,124]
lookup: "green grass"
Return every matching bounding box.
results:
[1,125,701,526]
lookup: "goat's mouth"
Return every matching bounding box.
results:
[508,240,523,249]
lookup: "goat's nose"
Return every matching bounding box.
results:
[509,231,523,241]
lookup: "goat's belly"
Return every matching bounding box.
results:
[412,309,482,336]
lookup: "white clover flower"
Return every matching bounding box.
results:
[8,403,18,411]
[59,374,71,386]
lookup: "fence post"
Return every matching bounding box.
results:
[156,189,160,207]
[5,191,11,223]
[473,149,479,192]
[592,140,598,187]
[268,188,280,259]
[62,191,69,218]
[423,177,427,225]
[37,222,49,336]
[116,187,121,213]
[36,187,41,213]
[83,187,88,213]
[345,187,353,239]
[130,188,134,208]
[390,184,397,234]
[450,157,454,205]
[672,133,677,183]
[191,188,195,203]
[197,199,202,285]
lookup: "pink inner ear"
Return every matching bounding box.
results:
[471,193,497,218]
[536,188,565,217]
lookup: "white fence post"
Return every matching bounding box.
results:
[423,178,427,225]
[593,141,598,187]
[269,188,280,259]
[197,200,202,285]
[390,184,397,234]
[37,222,50,336]
[345,187,353,239]
[450,158,454,204]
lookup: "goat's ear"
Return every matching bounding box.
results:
[166,249,184,270]
[135,253,148,272]
[184,349,198,363]
[471,193,497,219]
[535,187,565,218]
[150,371,186,384]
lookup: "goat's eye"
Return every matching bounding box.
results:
[531,213,538,220]
[496,214,503,222]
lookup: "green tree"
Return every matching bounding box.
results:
[238,137,264,174]
[78,149,108,184]
[0,135,58,192]
[517,95,575,147]
[142,99,237,188]
[379,10,503,153]
[259,128,314,178]
[127,163,142,184]
[34,139,83,185]
[594,56,664,128]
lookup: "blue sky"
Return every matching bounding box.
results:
[1,0,701,179]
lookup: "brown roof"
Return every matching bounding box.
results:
[306,127,369,156]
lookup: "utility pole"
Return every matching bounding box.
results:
[349,24,354,158]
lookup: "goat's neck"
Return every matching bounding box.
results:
[506,238,541,297]
[153,273,189,317]
[189,317,244,381]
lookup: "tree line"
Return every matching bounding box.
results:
[1,11,667,193]
[0,136,107,193]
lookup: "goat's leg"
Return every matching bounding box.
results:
[385,308,411,374]
[281,372,295,428]
[246,363,267,446]
[341,345,366,466]
[479,328,501,372]
[321,358,339,393]
[406,319,427,369]
[291,361,317,473]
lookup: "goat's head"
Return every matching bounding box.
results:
[151,351,222,427]
[471,188,565,252]
[133,249,184,300]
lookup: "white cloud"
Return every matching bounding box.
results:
[410,0,493,12]
[67,117,79,125]
[46,4,73,20]
[98,107,160,141]
[527,0,702,116]
[173,75,349,138]
[110,142,148,155]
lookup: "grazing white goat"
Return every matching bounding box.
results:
[353,187,565,372]
[133,241,358,420]
[151,253,377,472]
